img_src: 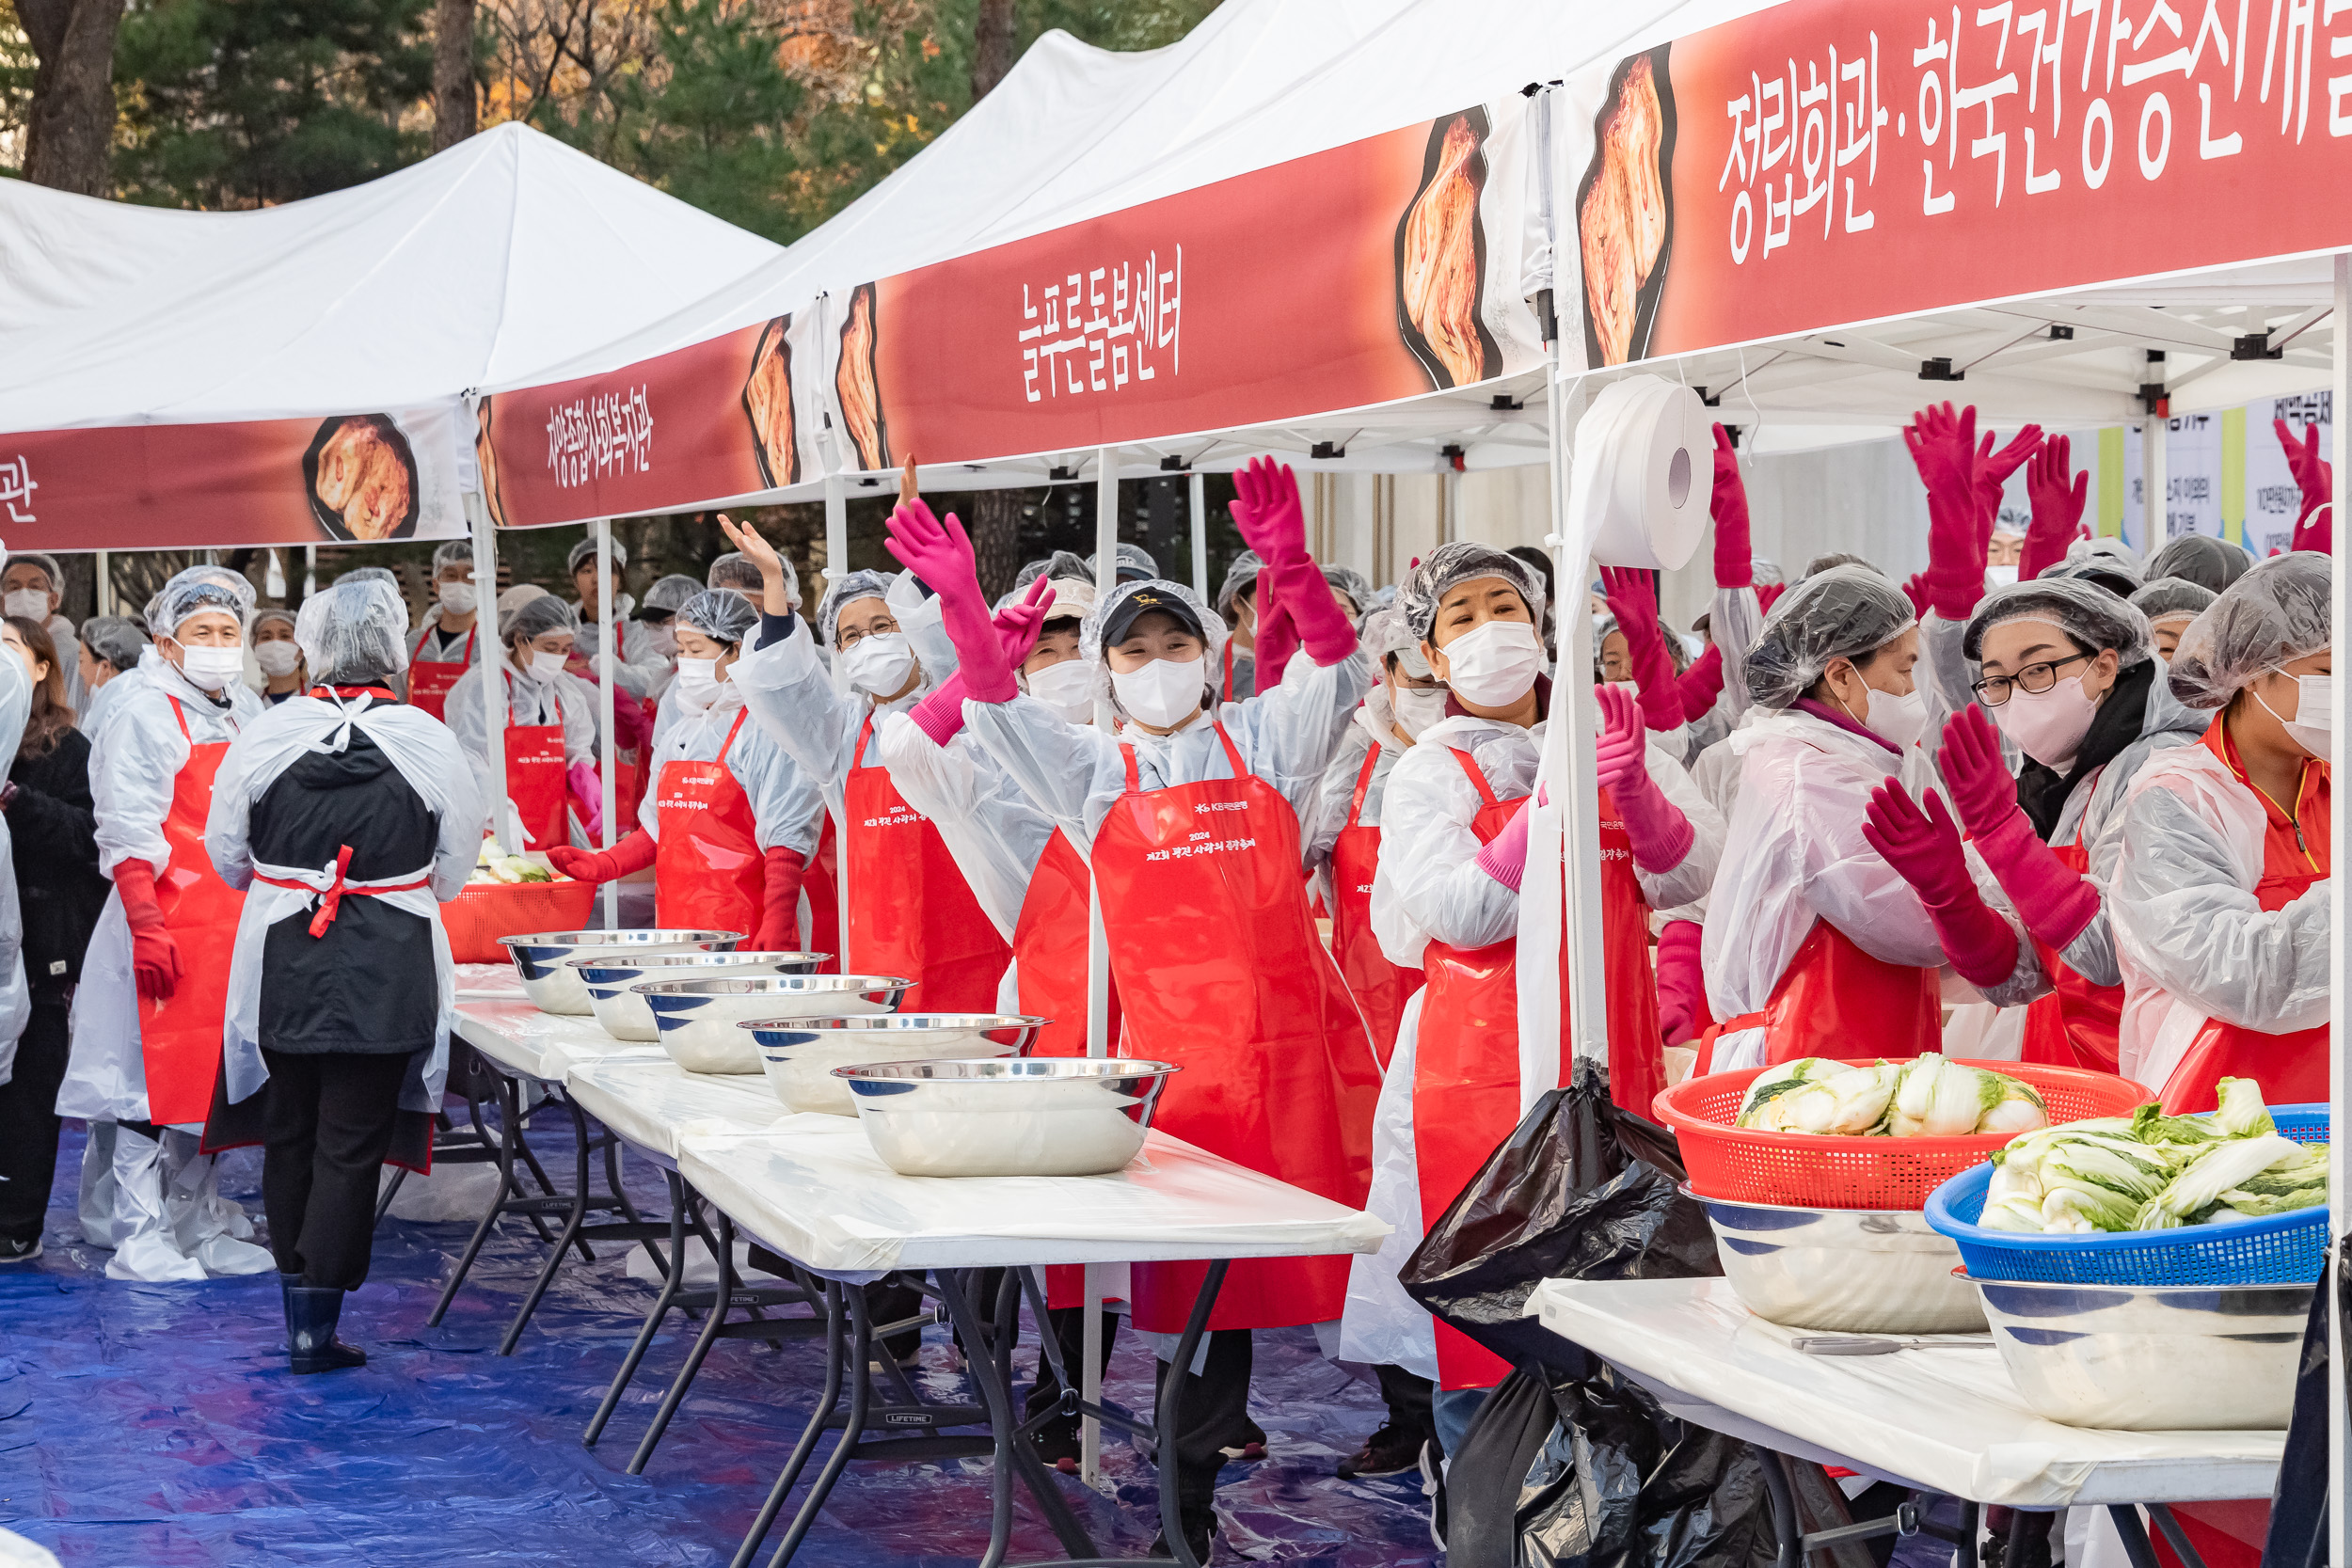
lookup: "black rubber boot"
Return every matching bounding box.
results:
[279,1273,301,1349]
[287,1287,367,1375]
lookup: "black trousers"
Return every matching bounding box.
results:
[1375,1361,1436,1436]
[1155,1328,1254,1512]
[260,1047,409,1291]
[0,1001,70,1245]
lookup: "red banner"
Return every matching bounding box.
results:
[1565,0,2352,368]
[0,407,466,551]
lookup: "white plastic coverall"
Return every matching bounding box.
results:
[61,657,273,1280]
[1700,705,2047,1072]
[636,683,826,858]
[442,657,601,847]
[1341,709,1723,1377]
[204,690,485,1119]
[731,614,936,820]
[1301,689,1409,905]
[2109,740,2331,1094]
[569,604,670,701]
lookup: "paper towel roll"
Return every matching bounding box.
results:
[1573,374,1714,571]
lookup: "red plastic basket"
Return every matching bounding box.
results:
[1653,1057,2151,1211]
[440,878,599,964]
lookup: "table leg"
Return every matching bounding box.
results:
[1749,1446,1803,1568]
[728,1279,845,1568]
[498,1092,595,1355]
[1151,1259,1229,1568]
[2144,1505,2208,1568]
[630,1209,743,1475]
[762,1281,877,1568]
[426,1075,527,1328]
[584,1168,691,1449]
[935,1270,1019,1568]
[2107,1506,2166,1568]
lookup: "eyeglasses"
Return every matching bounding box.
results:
[1971,651,2090,706]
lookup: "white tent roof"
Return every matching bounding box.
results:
[0,122,783,435]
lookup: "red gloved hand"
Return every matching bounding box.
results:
[114,859,182,1003]
[1677,643,1725,722]
[1474,795,1534,892]
[1900,573,1932,623]
[1936,706,2101,951]
[1756,581,1788,616]
[1709,424,1753,589]
[1599,565,1683,733]
[1973,421,2044,540]
[1654,919,1707,1047]
[1935,705,2025,843]
[912,576,1062,743]
[2276,419,2333,554]
[1859,780,2019,987]
[1596,684,1694,872]
[1230,456,1309,568]
[1249,580,1299,692]
[1259,559,1358,667]
[2020,435,2090,582]
[757,846,807,950]
[883,499,1014,702]
[547,831,658,884]
[1907,403,1993,621]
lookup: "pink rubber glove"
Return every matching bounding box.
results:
[1677,643,1725,722]
[2020,435,2089,582]
[1475,796,1534,892]
[1859,780,2019,988]
[1596,684,1694,872]
[1906,403,1992,622]
[1937,706,2101,951]
[2277,419,2334,555]
[1654,919,1706,1046]
[1230,456,1309,569]
[1250,578,1300,692]
[1259,558,1359,667]
[1709,424,1753,588]
[1599,565,1683,733]
[566,760,604,841]
[1756,581,1788,616]
[1900,573,1931,624]
[1973,420,2043,542]
[910,578,1057,743]
[883,499,1014,701]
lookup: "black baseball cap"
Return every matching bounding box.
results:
[1100,585,1206,647]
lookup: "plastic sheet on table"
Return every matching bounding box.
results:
[566,1058,782,1161]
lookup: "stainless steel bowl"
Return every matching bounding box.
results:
[500,929,745,1015]
[1970,1272,2312,1430]
[568,951,831,1041]
[839,1056,1178,1178]
[749,1014,1046,1116]
[638,974,914,1074]
[1688,1185,1986,1335]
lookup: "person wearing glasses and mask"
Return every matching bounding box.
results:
[930,462,1377,1562]
[58,569,274,1281]
[442,593,603,853]
[1699,567,2044,1074]
[721,516,1009,1011]
[1871,578,2203,1076]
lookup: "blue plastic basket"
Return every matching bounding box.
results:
[1923,1105,2329,1286]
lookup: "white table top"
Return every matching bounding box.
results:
[1530,1278,2284,1509]
[453,998,660,1083]
[566,1055,782,1161]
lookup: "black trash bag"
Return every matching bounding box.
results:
[1399,1059,1719,1374]
[1445,1358,1800,1568]
[2260,1246,2345,1568]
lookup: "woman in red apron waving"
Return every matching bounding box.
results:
[445,592,604,852]
[406,539,481,721]
[57,567,274,1282]
[719,520,1009,1010]
[930,465,1375,1559]
[549,590,824,948]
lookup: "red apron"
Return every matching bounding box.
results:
[842,714,1010,1007]
[1012,826,1120,1059]
[1693,920,1943,1075]
[2018,835,2124,1072]
[1091,721,1379,1333]
[1596,783,1665,1118]
[1219,641,1241,702]
[140,698,246,1126]
[502,671,571,852]
[804,814,841,972]
[1330,746,1422,1069]
[407,623,473,721]
[653,710,764,937]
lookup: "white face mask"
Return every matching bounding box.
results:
[3,589,48,622]
[254,641,301,679]
[1991,671,2100,772]
[437,580,478,616]
[1983,563,2020,589]
[840,632,916,697]
[675,656,722,706]
[2254,670,2332,760]
[1023,657,1096,723]
[178,643,245,691]
[1111,655,1208,729]
[1438,619,1545,708]
[527,648,568,684]
[1391,686,1449,738]
[1845,682,1926,750]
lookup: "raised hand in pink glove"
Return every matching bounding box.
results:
[1756,581,1788,616]
[1596,683,1694,872]
[1859,779,2018,987]
[1250,585,1299,693]
[883,499,1015,702]
[1936,706,2101,952]
[1258,558,1359,667]
[1599,565,1683,733]
[910,577,1059,743]
[2276,419,2333,554]
[1677,643,1724,722]
[1905,404,1996,622]
[1709,424,1753,589]
[1900,573,1931,623]
[1230,456,1309,568]
[1973,420,2043,538]
[566,760,604,842]
[2020,434,2089,581]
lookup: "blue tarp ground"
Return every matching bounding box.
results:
[0,1124,1438,1567]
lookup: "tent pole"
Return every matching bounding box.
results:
[303,545,317,602]
[93,551,111,618]
[2328,247,2348,1568]
[596,517,618,927]
[467,489,512,851]
[1188,470,1208,598]
[825,472,850,966]
[2140,406,2168,556]
[1545,358,1608,1101]
[1081,443,1120,1488]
